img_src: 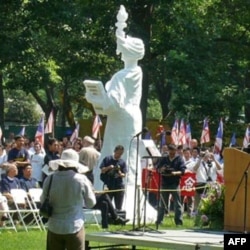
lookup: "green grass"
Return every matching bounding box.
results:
[0,214,203,250]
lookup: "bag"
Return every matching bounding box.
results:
[40,197,53,218]
[40,175,53,218]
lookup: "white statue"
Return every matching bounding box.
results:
[85,5,156,223]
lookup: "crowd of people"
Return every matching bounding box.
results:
[0,131,225,249]
[0,133,130,249]
[145,138,224,228]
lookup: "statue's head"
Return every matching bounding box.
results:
[116,35,145,60]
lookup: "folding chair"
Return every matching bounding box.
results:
[83,208,101,229]
[10,189,43,231]
[28,188,46,231]
[0,193,17,232]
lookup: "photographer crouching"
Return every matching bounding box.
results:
[193,151,222,213]
[156,144,186,227]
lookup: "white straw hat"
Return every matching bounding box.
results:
[49,149,89,174]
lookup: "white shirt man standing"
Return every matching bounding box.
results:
[30,142,45,187]
[78,136,100,186]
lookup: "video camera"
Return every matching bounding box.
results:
[162,165,175,175]
[206,176,213,182]
[207,160,213,168]
[108,165,121,177]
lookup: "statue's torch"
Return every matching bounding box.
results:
[115,5,128,55]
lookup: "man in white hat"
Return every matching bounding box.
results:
[79,136,100,185]
[41,149,96,250]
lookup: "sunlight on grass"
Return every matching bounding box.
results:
[0,214,198,250]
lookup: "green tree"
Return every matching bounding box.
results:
[4,90,41,124]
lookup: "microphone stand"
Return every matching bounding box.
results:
[231,162,250,234]
[126,133,144,236]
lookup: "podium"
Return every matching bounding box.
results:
[224,148,250,232]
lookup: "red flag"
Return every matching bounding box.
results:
[178,119,186,145]
[35,115,45,146]
[92,115,102,139]
[45,110,54,134]
[200,118,210,144]
[171,119,179,145]
[70,123,80,143]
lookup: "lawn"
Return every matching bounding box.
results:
[0,214,199,250]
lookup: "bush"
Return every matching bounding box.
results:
[194,183,225,230]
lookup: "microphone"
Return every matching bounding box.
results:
[133,127,148,138]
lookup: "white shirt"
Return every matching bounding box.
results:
[41,170,96,234]
[193,160,217,183]
[0,150,7,180]
[184,158,196,171]
[31,153,45,182]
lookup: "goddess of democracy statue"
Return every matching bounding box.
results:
[84,5,156,223]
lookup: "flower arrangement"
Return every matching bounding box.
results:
[194,182,225,230]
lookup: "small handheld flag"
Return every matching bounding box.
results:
[171,119,179,145]
[185,123,192,147]
[214,119,223,153]
[243,125,250,148]
[18,126,26,136]
[45,110,54,134]
[92,115,102,139]
[200,118,210,144]
[35,115,45,146]
[70,123,80,143]
[229,132,236,147]
[178,119,186,145]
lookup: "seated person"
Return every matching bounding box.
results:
[0,193,9,226]
[83,169,129,229]
[0,163,24,221]
[92,192,129,229]
[19,165,40,192]
[0,164,21,205]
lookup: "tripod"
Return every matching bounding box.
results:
[138,157,165,234]
[137,167,160,233]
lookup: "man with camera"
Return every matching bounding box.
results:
[156,144,186,226]
[193,151,222,213]
[99,145,127,211]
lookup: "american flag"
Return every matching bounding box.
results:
[185,123,192,147]
[243,125,250,148]
[178,119,186,145]
[160,131,166,149]
[70,123,80,143]
[171,119,179,145]
[18,126,26,136]
[92,115,102,139]
[35,115,45,146]
[200,118,210,144]
[0,126,2,140]
[45,110,54,134]
[214,119,223,153]
[229,132,236,147]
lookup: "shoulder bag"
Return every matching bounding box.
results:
[40,175,53,218]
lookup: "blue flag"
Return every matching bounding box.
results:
[230,132,236,147]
